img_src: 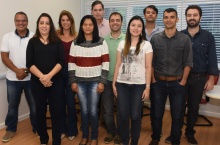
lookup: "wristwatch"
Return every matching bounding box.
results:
[24,70,29,75]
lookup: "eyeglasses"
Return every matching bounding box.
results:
[15,19,27,23]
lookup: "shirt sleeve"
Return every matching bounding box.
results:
[100,40,109,84]
[183,36,193,68]
[57,40,65,67]
[68,42,76,84]
[26,38,34,69]
[1,34,9,52]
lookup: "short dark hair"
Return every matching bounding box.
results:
[163,8,178,17]
[109,12,123,22]
[91,0,104,10]
[185,5,202,17]
[14,11,28,21]
[143,5,158,15]
[76,15,100,44]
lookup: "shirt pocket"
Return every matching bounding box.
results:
[154,44,165,59]
[193,42,208,54]
[173,45,184,61]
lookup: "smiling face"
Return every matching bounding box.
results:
[186,9,201,28]
[61,15,71,31]
[109,14,122,33]
[82,18,94,36]
[129,19,143,37]
[38,16,50,36]
[163,11,179,29]
[14,14,28,32]
[91,4,104,21]
[144,8,157,23]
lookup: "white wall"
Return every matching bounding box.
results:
[0,0,82,129]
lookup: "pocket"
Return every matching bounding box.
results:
[173,45,184,61]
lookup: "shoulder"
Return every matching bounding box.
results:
[200,29,214,38]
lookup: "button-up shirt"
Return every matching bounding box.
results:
[150,30,193,76]
[145,24,164,41]
[181,27,219,75]
[98,18,110,37]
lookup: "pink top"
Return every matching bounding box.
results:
[98,18,110,37]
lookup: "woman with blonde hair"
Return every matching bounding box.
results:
[57,10,78,141]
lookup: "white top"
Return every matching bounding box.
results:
[0,31,34,81]
[116,40,152,84]
[205,85,220,99]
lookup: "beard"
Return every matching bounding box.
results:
[187,19,200,27]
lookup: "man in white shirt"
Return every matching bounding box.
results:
[1,11,36,143]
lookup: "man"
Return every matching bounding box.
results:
[103,12,125,145]
[91,0,110,37]
[165,5,219,145]
[149,8,193,145]
[143,5,164,41]
[1,12,36,143]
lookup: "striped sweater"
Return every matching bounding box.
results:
[68,38,109,84]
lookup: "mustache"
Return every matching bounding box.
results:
[189,19,196,22]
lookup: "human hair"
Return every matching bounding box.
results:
[76,15,100,44]
[185,5,202,17]
[14,11,28,21]
[124,15,146,56]
[91,0,104,10]
[58,10,77,36]
[34,13,59,43]
[163,8,178,17]
[109,12,123,22]
[143,5,158,15]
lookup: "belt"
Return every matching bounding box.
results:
[155,76,182,81]
[189,72,207,78]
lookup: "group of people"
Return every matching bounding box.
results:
[1,1,219,145]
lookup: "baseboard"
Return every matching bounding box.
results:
[0,113,30,130]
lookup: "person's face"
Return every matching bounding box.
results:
[61,15,71,30]
[163,11,179,29]
[186,9,201,28]
[14,14,28,32]
[129,19,143,37]
[38,16,50,36]
[92,4,104,21]
[82,18,94,36]
[109,14,122,33]
[144,8,157,22]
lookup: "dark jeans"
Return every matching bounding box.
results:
[31,79,63,145]
[151,80,186,145]
[61,65,78,136]
[5,79,36,132]
[77,82,100,140]
[116,82,145,145]
[185,75,207,137]
[102,81,120,135]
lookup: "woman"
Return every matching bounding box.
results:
[112,15,153,145]
[26,13,64,145]
[57,10,78,141]
[68,15,109,145]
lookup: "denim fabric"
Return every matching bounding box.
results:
[151,80,186,145]
[185,76,207,137]
[5,79,36,132]
[102,81,117,134]
[61,64,78,136]
[31,79,63,145]
[77,82,100,140]
[116,82,145,145]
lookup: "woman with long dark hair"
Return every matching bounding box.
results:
[26,13,64,145]
[68,15,109,145]
[112,15,153,145]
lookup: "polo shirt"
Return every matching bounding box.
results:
[104,32,125,81]
[0,30,34,81]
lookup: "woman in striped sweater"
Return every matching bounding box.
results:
[68,15,109,145]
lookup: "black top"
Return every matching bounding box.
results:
[150,30,193,76]
[26,37,64,81]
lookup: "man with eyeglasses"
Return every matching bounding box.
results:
[1,11,36,143]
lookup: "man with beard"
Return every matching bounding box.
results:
[165,5,219,145]
[103,12,125,145]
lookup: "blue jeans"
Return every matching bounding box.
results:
[77,82,100,140]
[61,64,78,136]
[102,81,120,135]
[116,82,145,145]
[31,79,63,145]
[151,80,186,145]
[185,75,207,137]
[5,79,36,132]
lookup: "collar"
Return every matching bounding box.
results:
[161,29,179,38]
[109,32,124,39]
[100,18,108,27]
[185,25,202,36]
[15,29,30,38]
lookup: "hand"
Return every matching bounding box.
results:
[71,83,78,93]
[179,79,186,86]
[97,83,104,93]
[16,68,27,80]
[112,83,118,97]
[204,78,215,91]
[39,74,53,87]
[142,88,150,101]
